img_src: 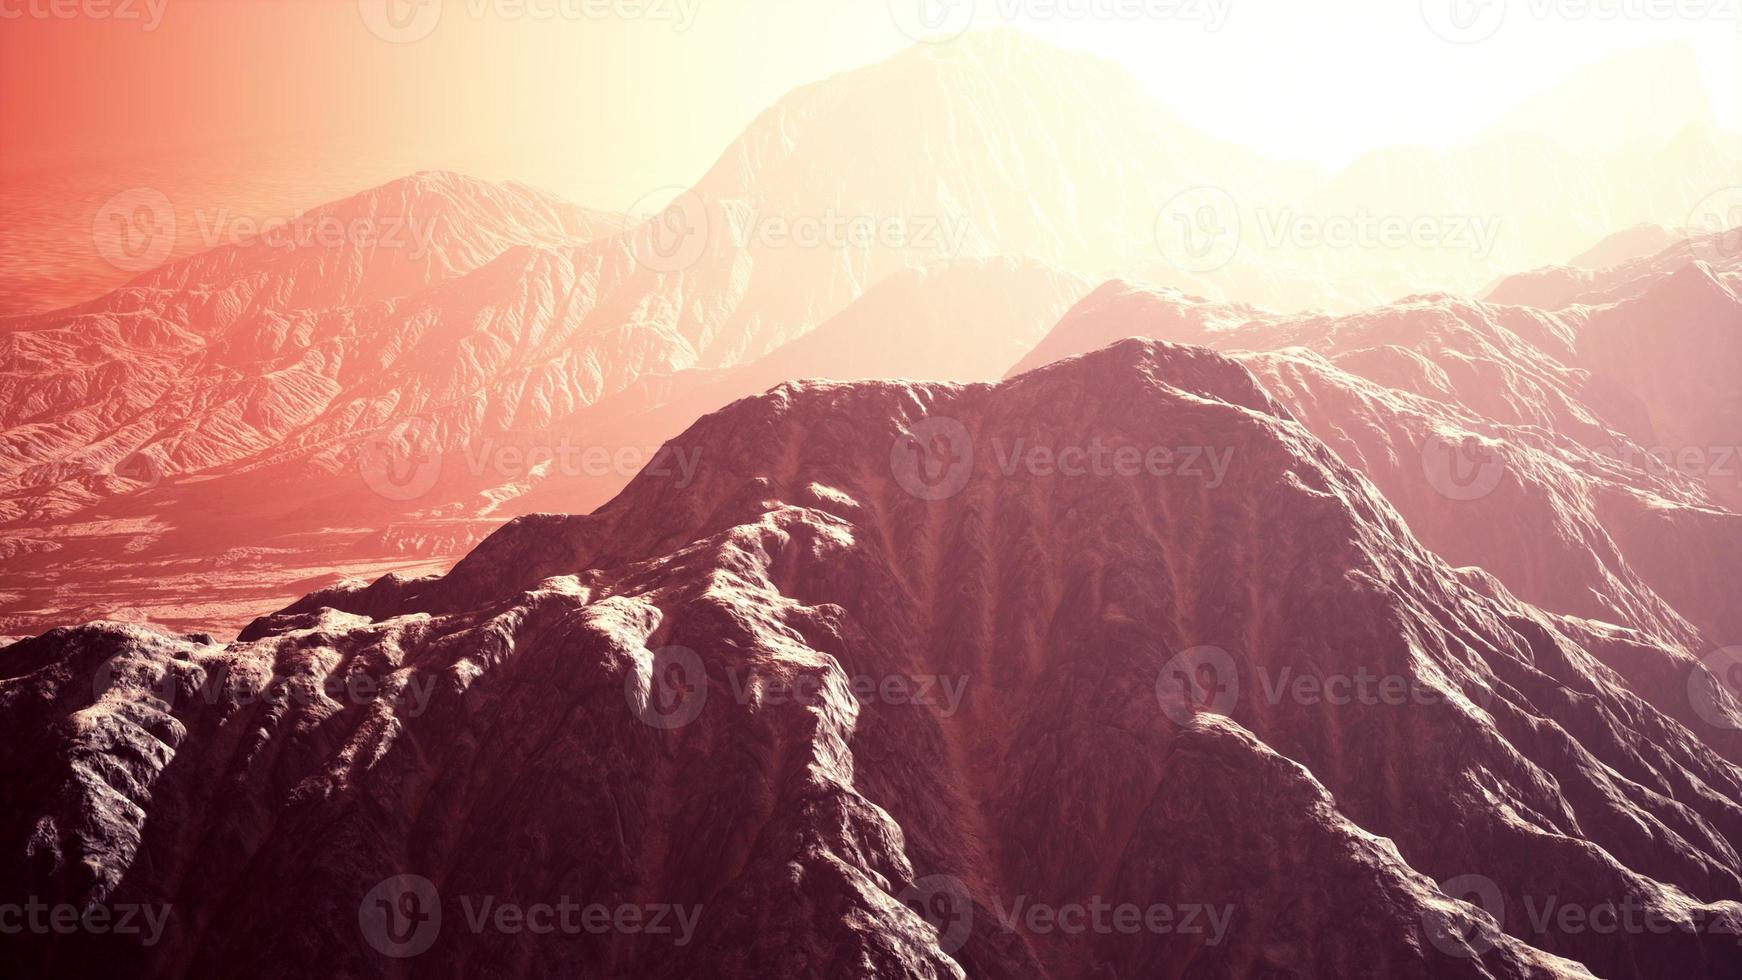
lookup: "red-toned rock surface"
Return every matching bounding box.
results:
[5,34,1737,634]
[3,341,1739,978]
[1010,232,1742,660]
[3,27,1739,980]
[0,252,1087,635]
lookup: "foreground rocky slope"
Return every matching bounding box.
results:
[4,341,1738,979]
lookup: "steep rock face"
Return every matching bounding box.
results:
[1485,228,1742,311]
[3,33,1738,632]
[1577,263,1742,510]
[1007,270,1739,656]
[0,173,622,522]
[3,341,1738,979]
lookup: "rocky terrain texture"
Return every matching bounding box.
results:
[4,341,1740,978]
[1011,231,1742,661]
[0,250,1088,634]
[3,34,1736,634]
[2,33,1739,975]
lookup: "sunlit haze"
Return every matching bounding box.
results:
[5,4,1742,977]
[2,0,1737,201]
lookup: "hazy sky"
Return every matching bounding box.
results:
[1,0,1737,208]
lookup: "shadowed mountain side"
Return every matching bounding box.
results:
[1006,251,1740,656]
[11,340,1739,978]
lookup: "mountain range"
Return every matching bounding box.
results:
[3,34,1737,637]
[1,31,1740,979]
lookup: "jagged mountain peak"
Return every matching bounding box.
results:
[9,331,1739,978]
